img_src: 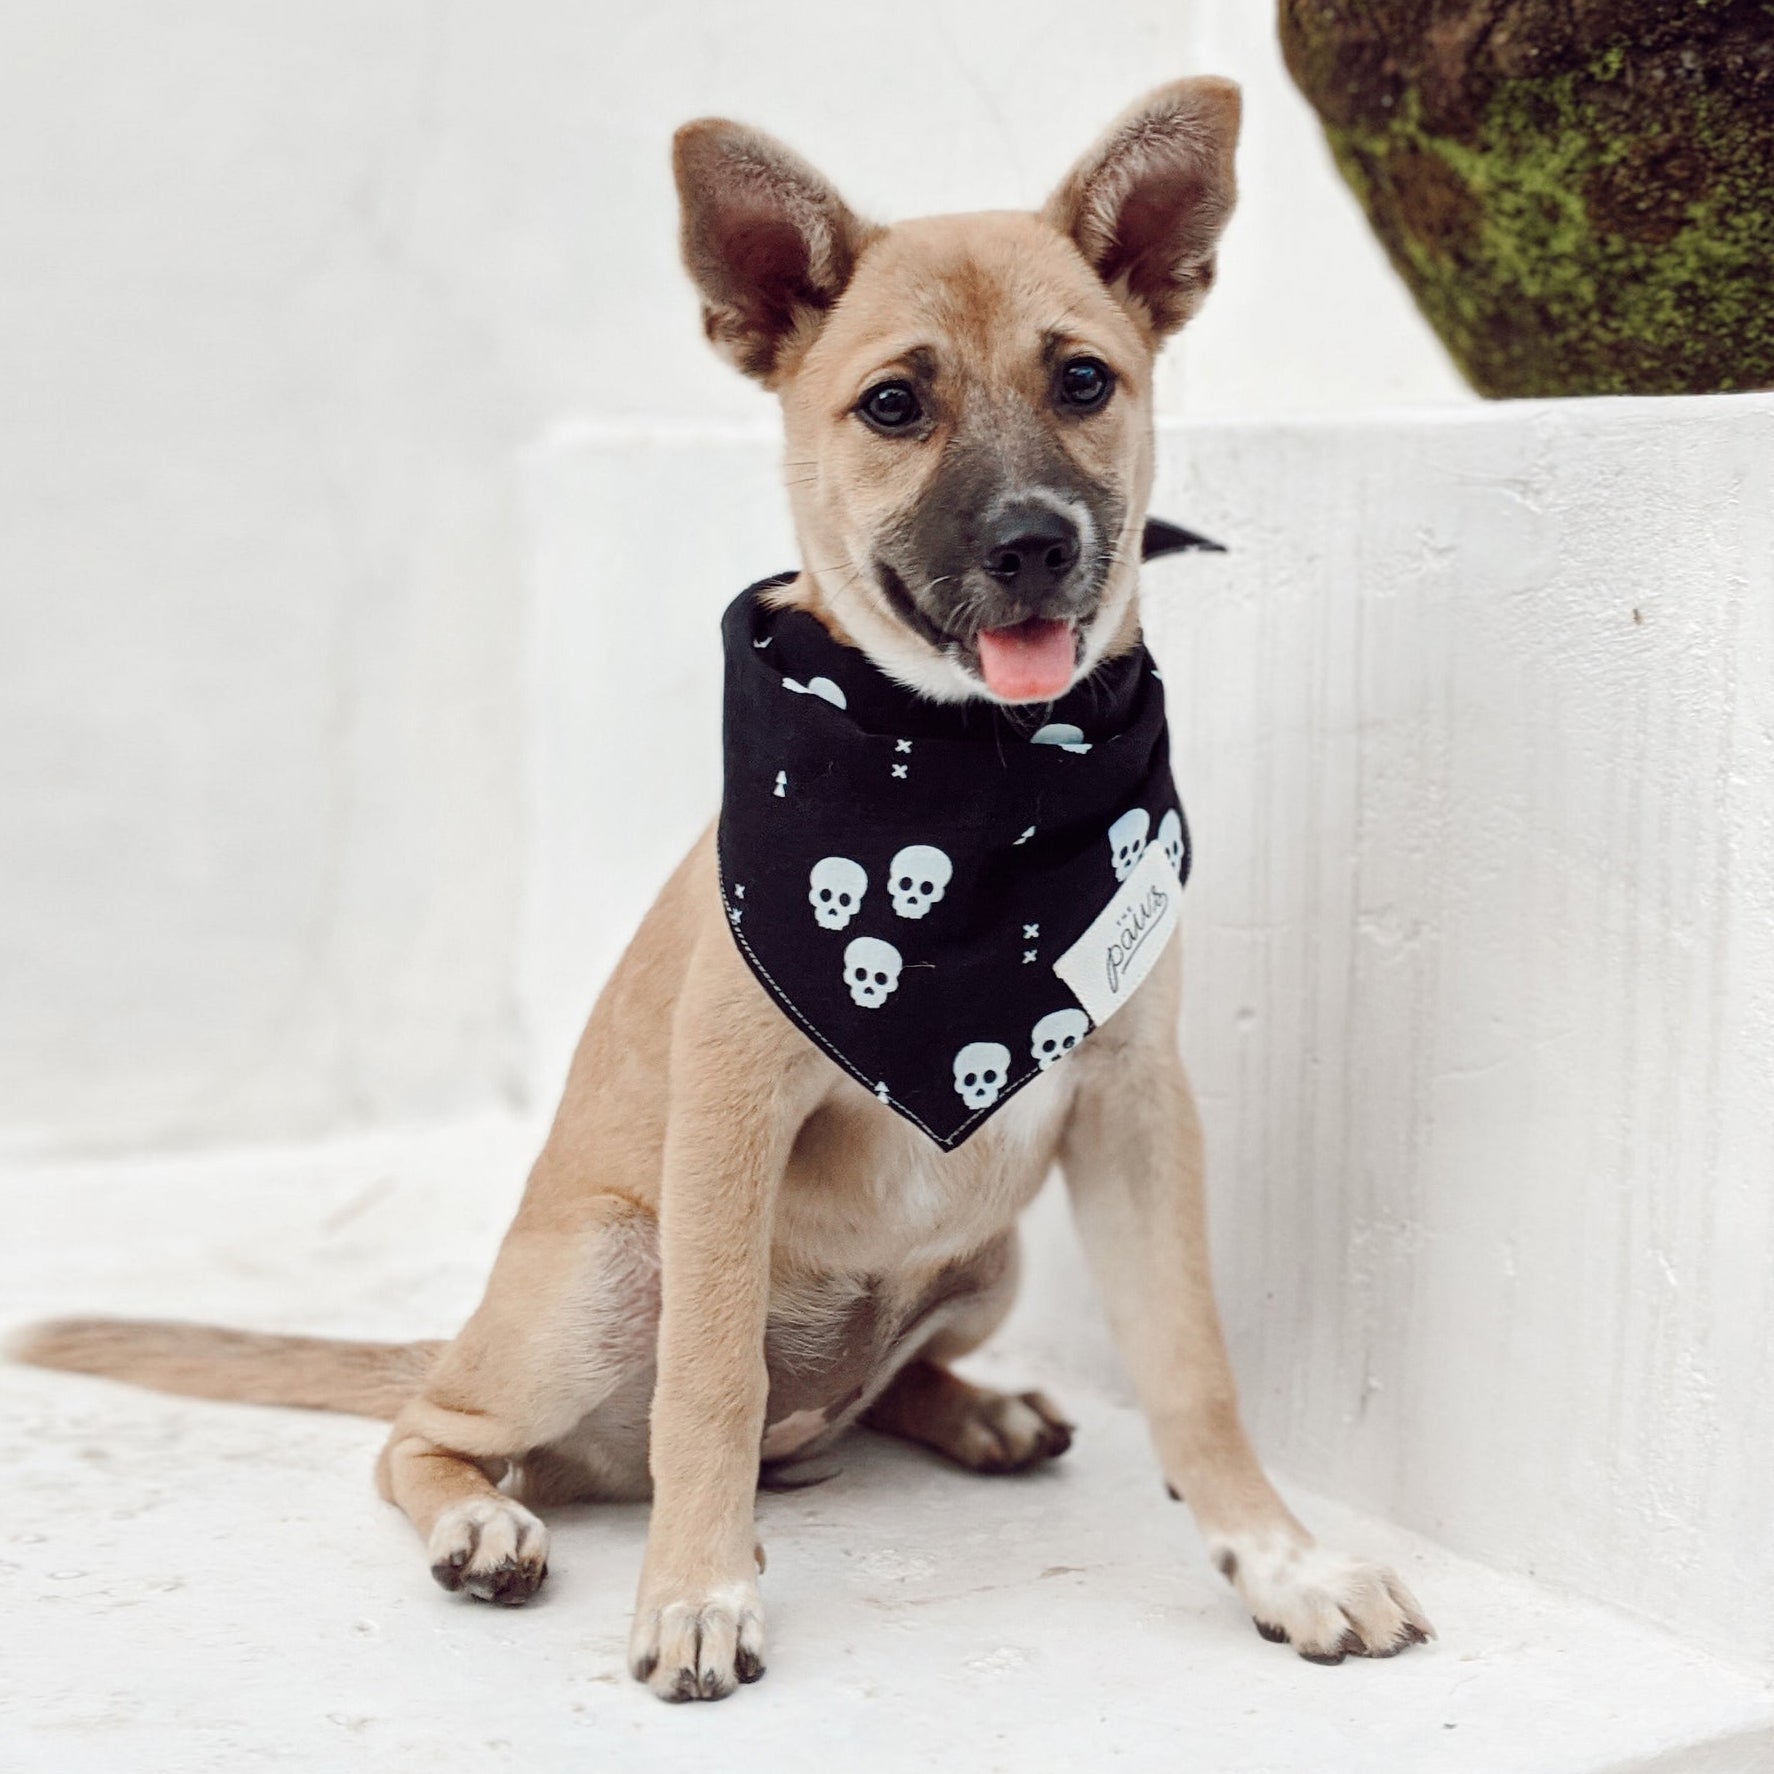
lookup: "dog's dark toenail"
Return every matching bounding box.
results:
[735,1647,765,1684]
[1255,1619,1288,1644]
[1371,1622,1428,1657]
[1363,1634,1410,1659]
[1165,1481,1182,1501]
[491,1558,541,1605]
[667,1669,698,1703]
[1214,1550,1239,1583]
[1303,1627,1362,1665]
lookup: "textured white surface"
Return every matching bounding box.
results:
[8,21,1769,1684]
[2,8,539,1154]
[3,1120,1769,1774]
[524,395,1774,1668]
[0,0,1462,1155]
[1150,395,1774,1667]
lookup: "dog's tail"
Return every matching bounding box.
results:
[8,1318,445,1420]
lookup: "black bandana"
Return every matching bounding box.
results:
[717,536,1201,1150]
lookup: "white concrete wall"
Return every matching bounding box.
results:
[1144,393,1774,1666]
[521,395,1774,1663]
[0,1,1462,1153]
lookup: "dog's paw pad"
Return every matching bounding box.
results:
[428,1497,549,1606]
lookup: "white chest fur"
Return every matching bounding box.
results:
[780,1058,1076,1276]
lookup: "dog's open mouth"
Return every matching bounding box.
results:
[973,617,1079,702]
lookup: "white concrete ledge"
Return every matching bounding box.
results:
[522,393,1774,1668]
[1143,392,1774,1667]
[4,395,1768,1754]
[4,1120,1770,1772]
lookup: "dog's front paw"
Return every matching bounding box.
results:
[1211,1534,1433,1663]
[628,1578,766,1702]
[427,1497,549,1605]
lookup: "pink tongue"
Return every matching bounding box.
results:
[976,619,1075,701]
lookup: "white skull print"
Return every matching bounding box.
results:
[887,844,953,919]
[952,1041,1012,1110]
[808,856,867,930]
[1030,1008,1089,1070]
[1157,808,1184,875]
[1030,722,1092,754]
[781,674,847,709]
[843,936,903,1008]
[1108,807,1150,882]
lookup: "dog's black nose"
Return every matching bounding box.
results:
[980,501,1082,597]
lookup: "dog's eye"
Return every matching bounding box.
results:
[858,381,922,431]
[1058,357,1113,411]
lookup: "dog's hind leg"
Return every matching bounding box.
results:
[864,1238,1074,1474]
[865,1361,1074,1473]
[376,1188,659,1605]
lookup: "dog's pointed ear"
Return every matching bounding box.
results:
[1041,77,1241,340]
[673,120,875,384]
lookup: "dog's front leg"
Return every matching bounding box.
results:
[1060,949,1433,1663]
[627,937,819,1702]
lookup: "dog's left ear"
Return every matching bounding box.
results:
[1042,77,1241,341]
[673,120,876,384]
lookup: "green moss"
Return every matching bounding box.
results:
[1280,3,1774,396]
[1329,80,1772,394]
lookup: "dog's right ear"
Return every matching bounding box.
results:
[673,121,875,385]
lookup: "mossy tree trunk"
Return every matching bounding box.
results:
[1279,1,1774,397]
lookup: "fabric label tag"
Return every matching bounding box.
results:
[1052,839,1181,1029]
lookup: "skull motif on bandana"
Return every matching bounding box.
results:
[843,936,903,1008]
[1030,1008,1089,1070]
[887,844,953,920]
[808,856,868,930]
[1108,808,1150,882]
[952,1041,1012,1109]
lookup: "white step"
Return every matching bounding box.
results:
[4,1118,1769,1772]
[523,397,1774,1672]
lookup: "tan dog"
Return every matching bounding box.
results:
[15,78,1432,1702]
